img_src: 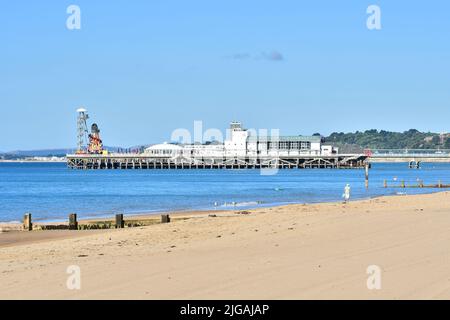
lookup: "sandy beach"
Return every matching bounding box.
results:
[1,192,450,299]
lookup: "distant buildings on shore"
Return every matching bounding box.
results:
[0,156,66,162]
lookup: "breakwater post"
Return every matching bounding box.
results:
[115,214,124,228]
[161,214,170,224]
[365,163,369,188]
[23,213,32,231]
[383,180,450,188]
[69,213,78,230]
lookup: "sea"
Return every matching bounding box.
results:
[1,162,450,223]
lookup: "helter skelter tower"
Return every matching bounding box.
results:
[87,123,104,154]
[76,108,89,154]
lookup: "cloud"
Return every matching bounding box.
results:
[226,50,284,62]
[261,50,284,61]
[230,53,252,60]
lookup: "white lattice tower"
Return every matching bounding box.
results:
[76,108,89,152]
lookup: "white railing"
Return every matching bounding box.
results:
[370,149,450,157]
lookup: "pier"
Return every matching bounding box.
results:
[68,110,369,170]
[66,154,369,170]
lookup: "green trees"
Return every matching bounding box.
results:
[324,130,446,149]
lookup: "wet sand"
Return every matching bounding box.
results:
[1,192,450,299]
[0,230,108,248]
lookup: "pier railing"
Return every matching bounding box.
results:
[370,149,450,157]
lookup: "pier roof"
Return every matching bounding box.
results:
[247,136,322,143]
[146,143,183,150]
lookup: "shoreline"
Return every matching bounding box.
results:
[0,187,442,226]
[0,190,445,244]
[0,160,66,163]
[0,193,398,226]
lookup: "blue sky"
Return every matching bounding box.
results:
[1,1,449,150]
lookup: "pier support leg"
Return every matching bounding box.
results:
[69,213,78,230]
[23,213,32,231]
[161,214,171,224]
[115,214,124,229]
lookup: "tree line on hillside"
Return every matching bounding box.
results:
[323,129,450,150]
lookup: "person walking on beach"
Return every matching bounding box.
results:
[343,184,351,203]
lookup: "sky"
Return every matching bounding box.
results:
[1,0,449,150]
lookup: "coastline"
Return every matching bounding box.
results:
[0,187,442,226]
[0,188,436,232]
[0,160,66,163]
[2,191,450,299]
[3,161,450,225]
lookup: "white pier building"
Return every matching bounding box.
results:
[145,121,338,158]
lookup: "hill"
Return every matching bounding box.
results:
[324,129,450,150]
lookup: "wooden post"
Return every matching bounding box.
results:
[383,180,387,188]
[161,214,170,224]
[69,213,78,230]
[438,180,442,188]
[419,180,424,188]
[23,213,32,231]
[365,163,369,188]
[115,214,124,229]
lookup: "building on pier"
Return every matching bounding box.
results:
[144,121,338,158]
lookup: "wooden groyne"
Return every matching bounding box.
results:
[22,213,174,231]
[383,180,450,189]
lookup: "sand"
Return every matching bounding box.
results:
[1,192,450,299]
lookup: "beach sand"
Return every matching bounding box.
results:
[1,192,450,299]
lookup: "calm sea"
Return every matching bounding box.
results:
[1,162,450,222]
